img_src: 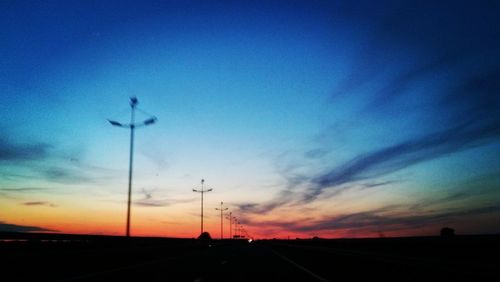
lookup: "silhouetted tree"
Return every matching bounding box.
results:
[198,232,212,240]
[440,227,455,237]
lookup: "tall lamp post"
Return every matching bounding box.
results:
[226,212,233,239]
[215,201,228,240]
[193,179,213,235]
[234,218,239,238]
[108,97,157,237]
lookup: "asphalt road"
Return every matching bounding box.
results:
[263,241,499,281]
[3,235,499,281]
[56,242,317,282]
[4,240,318,282]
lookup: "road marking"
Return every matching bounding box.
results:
[271,249,330,282]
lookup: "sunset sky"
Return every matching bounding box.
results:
[1,0,499,239]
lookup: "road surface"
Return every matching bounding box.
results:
[2,234,498,281]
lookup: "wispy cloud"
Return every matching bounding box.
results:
[238,120,500,214]
[245,204,500,235]
[0,187,51,199]
[409,172,500,211]
[21,201,57,207]
[41,166,93,184]
[0,137,51,162]
[0,187,49,192]
[139,148,169,170]
[360,181,398,190]
[134,188,196,207]
[297,205,500,233]
[308,122,500,201]
[0,135,117,186]
[243,5,500,216]
[0,221,56,232]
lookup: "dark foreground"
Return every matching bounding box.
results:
[1,232,499,281]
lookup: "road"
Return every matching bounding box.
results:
[58,241,320,282]
[2,235,499,281]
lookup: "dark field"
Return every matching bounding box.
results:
[1,232,499,281]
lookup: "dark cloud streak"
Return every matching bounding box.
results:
[0,221,56,232]
[21,201,57,207]
[0,138,51,162]
[0,187,49,192]
[237,3,500,217]
[245,204,500,234]
[134,189,196,207]
[310,122,500,200]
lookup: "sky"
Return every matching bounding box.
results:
[1,0,499,239]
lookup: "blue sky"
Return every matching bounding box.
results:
[1,0,499,238]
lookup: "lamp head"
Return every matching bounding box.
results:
[130,96,138,106]
[108,120,123,127]
[144,117,157,125]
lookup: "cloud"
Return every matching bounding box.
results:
[245,204,500,235]
[2,165,95,185]
[134,188,196,207]
[240,120,500,215]
[139,148,169,170]
[0,187,49,192]
[0,135,102,185]
[408,192,469,211]
[41,166,92,184]
[297,204,500,233]
[333,1,500,103]
[0,221,56,232]
[409,172,500,211]
[241,3,500,217]
[442,69,500,124]
[360,180,398,189]
[309,121,500,200]
[237,190,299,214]
[0,188,52,199]
[134,201,168,207]
[21,201,57,207]
[304,148,329,159]
[134,188,166,207]
[0,138,51,162]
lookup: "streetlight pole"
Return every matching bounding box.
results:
[193,179,213,235]
[215,201,228,240]
[234,218,239,238]
[108,97,157,237]
[227,212,232,239]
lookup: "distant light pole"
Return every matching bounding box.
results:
[215,201,228,240]
[238,223,244,238]
[108,97,157,237]
[234,218,239,238]
[193,179,213,235]
[226,212,233,239]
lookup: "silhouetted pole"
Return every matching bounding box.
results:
[108,97,157,237]
[227,212,232,239]
[193,179,213,235]
[233,218,237,238]
[127,100,135,238]
[215,201,228,239]
[234,219,239,238]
